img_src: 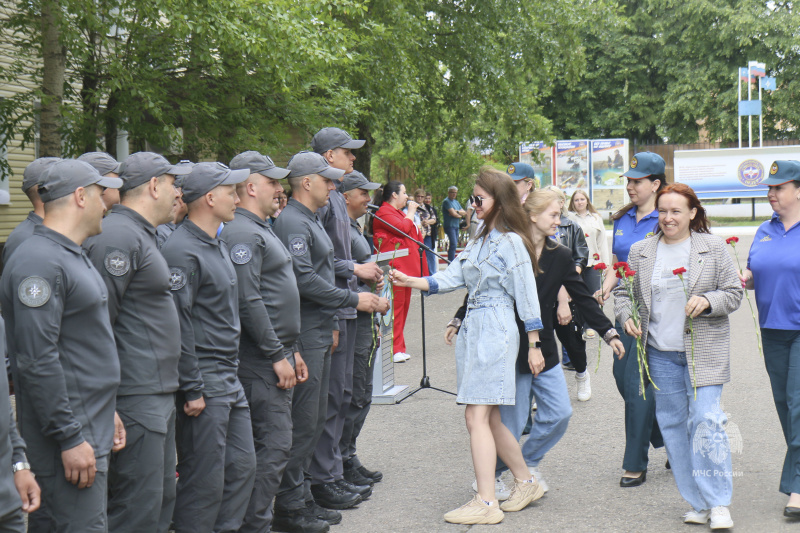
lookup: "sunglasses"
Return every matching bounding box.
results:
[473,195,489,207]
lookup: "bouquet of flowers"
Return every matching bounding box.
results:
[672,267,697,399]
[725,236,762,357]
[615,261,658,399]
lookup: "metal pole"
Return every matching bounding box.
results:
[738,69,742,149]
[748,63,753,148]
[759,78,763,148]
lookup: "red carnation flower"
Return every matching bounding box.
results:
[585,233,590,237]
[625,269,636,278]
[593,253,600,260]
[726,236,739,244]
[672,267,687,275]
[613,261,628,270]
[615,269,624,279]
[593,262,607,271]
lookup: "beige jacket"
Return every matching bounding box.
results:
[613,231,743,387]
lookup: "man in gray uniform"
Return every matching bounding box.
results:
[273,151,387,532]
[338,171,383,488]
[221,151,306,533]
[77,151,123,209]
[161,162,256,533]
[0,159,124,532]
[83,152,190,533]
[309,128,384,507]
[156,160,194,248]
[1,157,60,266]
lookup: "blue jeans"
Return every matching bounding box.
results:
[424,235,437,274]
[761,328,800,495]
[496,366,572,476]
[445,226,459,263]
[648,346,732,510]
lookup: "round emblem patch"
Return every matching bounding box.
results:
[18,276,51,307]
[630,156,638,168]
[104,250,130,277]
[737,159,765,187]
[230,244,252,265]
[507,165,515,175]
[770,162,779,175]
[289,236,308,257]
[169,267,187,291]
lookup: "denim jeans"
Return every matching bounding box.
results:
[424,235,437,274]
[496,366,572,476]
[648,346,732,510]
[445,226,459,262]
[761,328,800,495]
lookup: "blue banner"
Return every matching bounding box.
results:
[760,77,776,91]
[738,100,762,116]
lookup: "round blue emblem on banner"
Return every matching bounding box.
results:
[737,159,765,187]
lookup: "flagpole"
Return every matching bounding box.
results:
[738,69,742,149]
[759,76,763,148]
[748,62,752,148]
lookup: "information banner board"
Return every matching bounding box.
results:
[519,141,553,188]
[674,145,800,199]
[555,140,589,196]
[590,139,629,211]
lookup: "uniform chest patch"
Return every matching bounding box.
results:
[18,276,51,307]
[230,244,252,265]
[104,250,130,276]
[169,267,187,291]
[289,236,308,256]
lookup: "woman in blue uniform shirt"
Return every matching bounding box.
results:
[742,160,800,519]
[598,152,666,487]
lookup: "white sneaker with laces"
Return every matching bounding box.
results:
[576,371,591,401]
[683,509,710,524]
[392,352,410,363]
[710,506,733,529]
[528,467,549,493]
[471,476,510,501]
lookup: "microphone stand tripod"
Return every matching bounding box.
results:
[367,208,455,401]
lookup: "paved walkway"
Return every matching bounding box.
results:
[339,233,791,532]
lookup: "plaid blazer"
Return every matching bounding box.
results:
[614,231,743,387]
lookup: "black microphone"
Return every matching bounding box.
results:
[366,203,381,212]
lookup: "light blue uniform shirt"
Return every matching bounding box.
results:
[612,207,659,263]
[747,213,800,330]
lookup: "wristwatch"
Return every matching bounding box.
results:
[12,461,30,473]
[529,341,542,349]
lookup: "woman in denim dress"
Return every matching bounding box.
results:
[391,168,545,525]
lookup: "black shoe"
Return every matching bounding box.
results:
[356,464,383,483]
[619,470,647,488]
[272,508,330,533]
[785,506,800,519]
[562,361,576,371]
[305,500,342,525]
[343,466,374,487]
[336,478,372,499]
[665,460,671,470]
[310,482,362,510]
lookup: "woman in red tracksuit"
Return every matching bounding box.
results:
[373,181,429,362]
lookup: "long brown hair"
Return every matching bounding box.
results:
[655,183,710,234]
[474,166,540,273]
[568,189,599,216]
[611,174,666,220]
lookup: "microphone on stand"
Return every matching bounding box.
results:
[366,203,381,212]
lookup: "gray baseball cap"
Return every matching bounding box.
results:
[119,152,193,192]
[287,151,346,181]
[38,159,123,203]
[341,171,380,192]
[310,127,365,154]
[229,151,290,180]
[22,157,61,192]
[77,152,122,177]
[172,160,195,189]
[181,162,250,203]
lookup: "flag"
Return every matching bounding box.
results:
[739,67,753,82]
[748,61,766,77]
[760,76,776,91]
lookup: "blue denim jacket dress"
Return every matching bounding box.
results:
[426,229,543,405]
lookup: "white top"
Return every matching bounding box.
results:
[569,211,610,266]
[648,239,691,351]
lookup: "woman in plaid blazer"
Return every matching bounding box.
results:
[614,183,743,529]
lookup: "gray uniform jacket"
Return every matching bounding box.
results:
[0,317,27,518]
[273,199,359,349]
[84,204,181,396]
[2,211,43,266]
[0,225,121,459]
[317,187,357,321]
[349,218,373,293]
[220,207,301,370]
[161,219,242,401]
[155,222,178,249]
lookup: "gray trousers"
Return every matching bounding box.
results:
[0,508,24,533]
[108,393,176,533]
[238,354,294,533]
[275,340,332,512]
[310,319,356,484]
[340,311,376,464]
[173,388,256,533]
[27,454,109,533]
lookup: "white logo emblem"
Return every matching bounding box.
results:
[104,250,130,277]
[18,276,51,307]
[289,236,307,257]
[230,244,253,265]
[169,267,187,291]
[692,402,743,466]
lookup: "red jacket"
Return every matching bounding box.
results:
[372,203,429,277]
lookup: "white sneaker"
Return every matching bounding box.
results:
[683,509,710,524]
[531,401,538,411]
[576,372,591,401]
[710,506,733,529]
[528,467,549,493]
[392,352,410,363]
[471,476,510,501]
[582,328,598,340]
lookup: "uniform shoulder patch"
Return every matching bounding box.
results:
[288,235,308,257]
[18,276,51,307]
[104,249,131,276]
[230,243,253,265]
[169,267,188,291]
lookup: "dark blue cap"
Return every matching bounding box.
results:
[763,160,800,186]
[506,162,536,181]
[623,152,665,179]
